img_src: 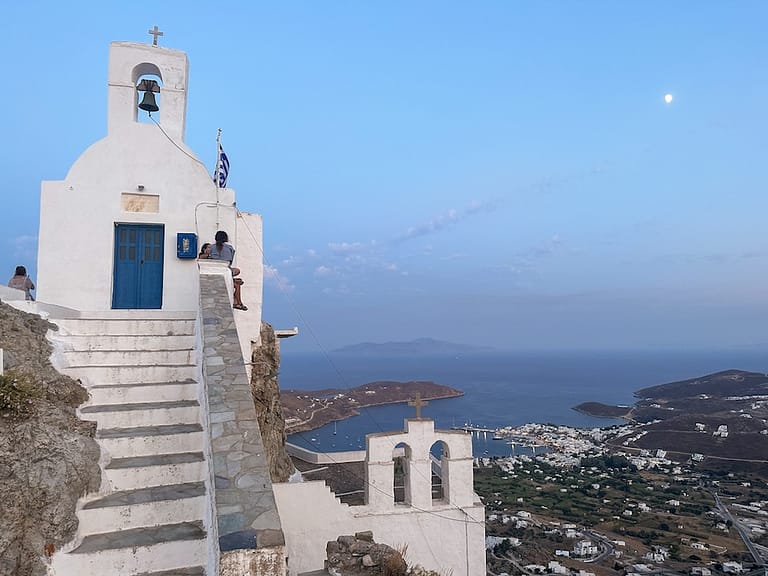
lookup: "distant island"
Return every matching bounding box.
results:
[332,337,494,356]
[281,380,463,433]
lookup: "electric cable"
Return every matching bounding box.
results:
[146,112,485,533]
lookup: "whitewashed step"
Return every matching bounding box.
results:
[104,452,206,491]
[80,400,200,428]
[96,423,204,458]
[56,334,197,351]
[88,380,199,406]
[78,482,206,535]
[63,349,195,367]
[61,364,196,384]
[50,522,206,575]
[53,317,196,337]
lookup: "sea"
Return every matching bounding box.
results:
[281,349,768,458]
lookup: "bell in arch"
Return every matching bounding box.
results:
[137,79,160,113]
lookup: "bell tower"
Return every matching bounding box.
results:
[37,35,241,313]
[107,39,189,141]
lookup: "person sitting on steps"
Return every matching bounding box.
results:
[208,230,247,310]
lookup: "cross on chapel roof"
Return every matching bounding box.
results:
[408,393,429,419]
[148,26,164,46]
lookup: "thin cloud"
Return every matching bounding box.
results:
[328,241,365,254]
[314,265,334,277]
[281,255,303,268]
[531,234,563,257]
[400,209,459,240]
[282,248,322,268]
[397,199,497,242]
[264,264,295,293]
[322,283,355,296]
[493,234,565,276]
[464,199,497,215]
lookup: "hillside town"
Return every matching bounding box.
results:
[475,414,768,576]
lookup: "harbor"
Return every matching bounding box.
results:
[449,423,551,455]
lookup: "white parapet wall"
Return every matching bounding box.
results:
[285,443,366,464]
[276,419,486,576]
[273,480,485,576]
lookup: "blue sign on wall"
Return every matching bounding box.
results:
[176,233,198,259]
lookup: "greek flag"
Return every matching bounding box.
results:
[215,145,230,188]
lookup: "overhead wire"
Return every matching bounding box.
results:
[148,110,485,532]
[236,213,485,527]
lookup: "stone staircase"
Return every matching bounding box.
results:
[48,312,212,576]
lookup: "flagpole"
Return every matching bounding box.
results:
[214,128,221,229]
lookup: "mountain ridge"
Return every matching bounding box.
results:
[332,337,494,356]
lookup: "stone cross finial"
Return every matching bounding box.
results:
[148,26,164,46]
[408,393,428,419]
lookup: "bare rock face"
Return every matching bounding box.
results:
[0,302,101,576]
[326,533,408,576]
[250,321,296,483]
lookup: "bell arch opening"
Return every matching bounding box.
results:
[133,63,163,124]
[392,442,411,504]
[430,440,449,502]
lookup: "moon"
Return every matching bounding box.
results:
[664,93,674,104]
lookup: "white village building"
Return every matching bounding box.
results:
[2,35,485,576]
[573,540,598,557]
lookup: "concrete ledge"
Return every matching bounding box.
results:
[285,443,366,464]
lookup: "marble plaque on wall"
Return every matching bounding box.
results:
[121,193,160,213]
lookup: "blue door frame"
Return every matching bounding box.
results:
[112,223,164,309]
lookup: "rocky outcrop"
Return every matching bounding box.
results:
[326,532,408,576]
[0,302,101,576]
[250,321,296,483]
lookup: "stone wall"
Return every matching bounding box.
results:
[0,301,101,576]
[199,273,285,575]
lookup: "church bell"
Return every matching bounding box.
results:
[137,79,160,113]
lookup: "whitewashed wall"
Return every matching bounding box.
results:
[273,481,485,576]
[37,42,246,314]
[275,420,485,576]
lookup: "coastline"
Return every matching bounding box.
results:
[282,382,463,434]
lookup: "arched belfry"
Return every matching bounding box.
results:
[107,42,188,140]
[275,412,487,576]
[365,418,475,510]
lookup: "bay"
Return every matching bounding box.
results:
[280,349,768,457]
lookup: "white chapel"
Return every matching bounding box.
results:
[1,34,485,576]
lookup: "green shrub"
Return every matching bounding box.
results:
[0,371,37,418]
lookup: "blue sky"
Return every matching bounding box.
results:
[2,2,767,352]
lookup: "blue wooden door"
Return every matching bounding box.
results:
[112,224,164,309]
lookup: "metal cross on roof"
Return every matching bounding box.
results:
[148,26,164,46]
[408,393,429,419]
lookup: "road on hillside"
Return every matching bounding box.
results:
[713,491,764,566]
